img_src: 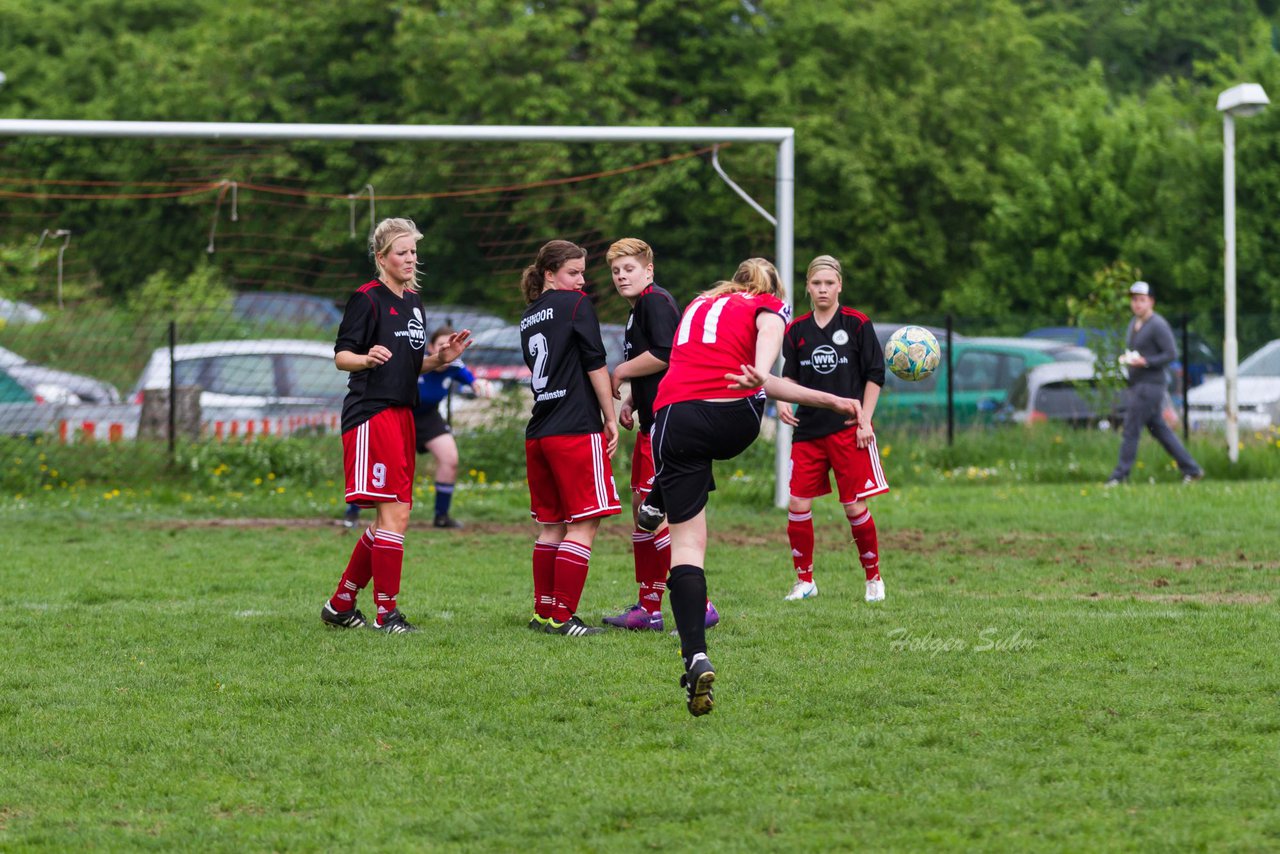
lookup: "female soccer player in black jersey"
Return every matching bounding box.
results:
[321,218,470,634]
[519,240,622,637]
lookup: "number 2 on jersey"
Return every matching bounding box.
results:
[676,296,730,345]
[528,332,550,392]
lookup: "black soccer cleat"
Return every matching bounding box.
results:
[635,502,665,533]
[433,514,463,529]
[321,602,368,629]
[545,615,604,637]
[373,608,419,634]
[528,614,550,631]
[681,653,716,717]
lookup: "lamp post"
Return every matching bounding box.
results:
[1216,83,1269,464]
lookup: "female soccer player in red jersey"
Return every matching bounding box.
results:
[651,258,862,715]
[602,237,719,633]
[779,255,889,603]
[321,217,471,634]
[519,240,622,637]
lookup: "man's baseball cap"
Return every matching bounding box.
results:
[1129,281,1153,297]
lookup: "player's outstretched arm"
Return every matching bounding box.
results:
[420,329,472,374]
[725,366,862,424]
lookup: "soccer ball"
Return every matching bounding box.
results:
[884,326,941,382]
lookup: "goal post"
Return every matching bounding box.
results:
[0,118,796,507]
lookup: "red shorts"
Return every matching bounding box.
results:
[526,433,622,524]
[789,426,889,504]
[630,430,656,495]
[344,407,416,507]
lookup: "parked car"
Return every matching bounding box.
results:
[466,322,626,387]
[1001,359,1176,430]
[1025,325,1222,388]
[420,304,509,337]
[0,345,121,404]
[1187,338,1280,431]
[876,337,1092,426]
[233,292,345,330]
[132,339,347,410]
[0,365,56,436]
[0,297,47,325]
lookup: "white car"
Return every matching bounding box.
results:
[0,345,121,404]
[132,339,346,411]
[1002,358,1176,430]
[1187,338,1280,431]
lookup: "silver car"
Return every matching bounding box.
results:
[0,345,121,404]
[1187,338,1280,431]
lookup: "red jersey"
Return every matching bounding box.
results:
[654,291,789,410]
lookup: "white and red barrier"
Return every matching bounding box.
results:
[54,409,340,444]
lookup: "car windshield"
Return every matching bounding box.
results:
[1240,341,1280,377]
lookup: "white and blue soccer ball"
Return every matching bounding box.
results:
[884,326,941,382]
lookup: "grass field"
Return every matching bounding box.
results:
[3,473,1278,851]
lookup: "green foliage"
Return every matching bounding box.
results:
[3,0,1280,324]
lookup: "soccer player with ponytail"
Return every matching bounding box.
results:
[519,240,622,637]
[321,218,471,634]
[652,258,862,715]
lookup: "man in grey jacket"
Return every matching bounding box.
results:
[1106,281,1204,486]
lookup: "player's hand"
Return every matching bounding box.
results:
[835,397,863,426]
[365,345,393,368]
[436,329,472,363]
[611,367,627,400]
[619,399,635,431]
[603,420,619,456]
[725,364,767,390]
[778,405,799,427]
[856,422,874,449]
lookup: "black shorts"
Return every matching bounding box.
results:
[414,407,450,454]
[651,396,765,524]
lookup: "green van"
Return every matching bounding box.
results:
[874,336,1092,426]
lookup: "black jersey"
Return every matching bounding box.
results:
[782,306,884,441]
[335,279,427,433]
[623,284,680,434]
[521,289,608,439]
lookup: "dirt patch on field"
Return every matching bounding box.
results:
[1077,591,1273,605]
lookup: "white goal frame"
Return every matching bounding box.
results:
[0,119,796,507]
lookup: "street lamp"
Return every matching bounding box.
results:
[1217,83,1269,464]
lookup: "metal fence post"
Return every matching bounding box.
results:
[168,320,177,462]
[946,314,954,446]
[1181,313,1190,441]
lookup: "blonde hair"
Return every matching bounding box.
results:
[520,240,587,303]
[703,257,782,299]
[607,238,654,266]
[370,217,424,292]
[806,254,842,282]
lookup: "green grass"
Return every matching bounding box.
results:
[2,477,1278,851]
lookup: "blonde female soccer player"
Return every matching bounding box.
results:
[321,217,470,634]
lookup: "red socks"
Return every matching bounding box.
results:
[532,541,558,619]
[848,509,880,581]
[329,527,376,612]
[787,510,814,583]
[633,527,671,614]
[371,529,405,622]
[551,540,592,622]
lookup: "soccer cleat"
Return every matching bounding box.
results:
[785,579,818,601]
[342,504,360,529]
[374,608,419,634]
[528,614,550,631]
[433,514,463,529]
[321,602,368,629]
[865,578,886,603]
[680,653,716,717]
[1103,478,1124,488]
[545,615,604,637]
[1182,471,1204,485]
[602,604,664,631]
[705,601,720,629]
[635,502,665,533]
